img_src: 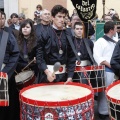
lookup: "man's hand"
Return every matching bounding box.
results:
[44,69,56,82]
[64,77,72,85]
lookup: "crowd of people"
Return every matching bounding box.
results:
[0,3,120,120]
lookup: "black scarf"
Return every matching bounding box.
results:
[103,35,117,43]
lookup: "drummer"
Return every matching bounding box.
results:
[36,5,76,83]
[93,21,116,119]
[0,11,19,120]
[72,21,94,83]
[16,19,38,76]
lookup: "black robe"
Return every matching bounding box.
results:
[111,40,120,78]
[36,26,76,83]
[0,30,20,120]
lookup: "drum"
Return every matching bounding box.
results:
[15,70,35,89]
[73,65,105,92]
[0,72,9,106]
[20,82,94,120]
[106,80,120,120]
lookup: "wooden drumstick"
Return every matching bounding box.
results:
[22,58,35,71]
[52,62,61,77]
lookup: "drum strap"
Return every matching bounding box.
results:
[83,38,97,65]
[0,31,9,70]
[66,35,81,62]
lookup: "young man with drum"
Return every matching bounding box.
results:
[72,22,94,83]
[93,21,116,119]
[36,5,76,83]
[0,11,19,120]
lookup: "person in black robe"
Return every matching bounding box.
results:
[36,5,76,84]
[0,11,20,120]
[71,22,94,83]
[16,18,37,77]
[111,40,120,79]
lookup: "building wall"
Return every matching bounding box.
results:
[18,0,42,19]
[3,0,120,20]
[42,0,67,11]
[4,0,18,20]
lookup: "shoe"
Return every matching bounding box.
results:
[98,113,109,119]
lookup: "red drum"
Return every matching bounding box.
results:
[0,72,9,106]
[20,82,94,120]
[73,65,105,92]
[15,70,35,89]
[106,80,120,120]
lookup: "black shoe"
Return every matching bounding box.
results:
[98,113,109,119]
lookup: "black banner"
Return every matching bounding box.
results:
[71,0,97,22]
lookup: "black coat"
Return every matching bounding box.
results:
[36,26,76,82]
[111,40,120,77]
[0,30,19,79]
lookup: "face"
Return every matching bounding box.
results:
[71,15,81,28]
[37,6,41,11]
[74,25,83,38]
[11,16,19,24]
[1,14,6,27]
[19,17,25,24]
[41,10,51,22]
[52,12,66,30]
[22,23,31,36]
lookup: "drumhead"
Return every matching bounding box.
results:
[107,83,120,100]
[21,84,91,102]
[15,70,34,83]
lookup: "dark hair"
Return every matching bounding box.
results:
[104,21,115,34]
[0,11,6,19]
[51,5,68,17]
[18,19,36,53]
[10,13,18,19]
[74,22,85,38]
[36,4,42,10]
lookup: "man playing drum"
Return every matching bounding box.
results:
[93,21,116,119]
[36,5,76,83]
[0,11,19,120]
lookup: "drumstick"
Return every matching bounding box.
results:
[22,58,35,71]
[52,62,61,77]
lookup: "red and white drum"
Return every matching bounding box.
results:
[15,70,35,89]
[106,80,120,120]
[20,82,94,120]
[73,65,105,92]
[0,72,9,106]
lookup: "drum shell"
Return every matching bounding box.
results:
[15,70,35,89]
[73,65,105,92]
[106,80,120,120]
[20,82,94,120]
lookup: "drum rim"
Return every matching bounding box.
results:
[75,65,105,72]
[106,80,120,103]
[15,70,34,83]
[20,82,94,107]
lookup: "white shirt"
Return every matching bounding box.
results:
[113,32,119,42]
[93,37,116,65]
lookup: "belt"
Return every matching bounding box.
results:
[47,65,66,74]
[76,60,91,66]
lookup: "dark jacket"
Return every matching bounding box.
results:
[111,40,120,77]
[0,30,19,79]
[36,26,76,82]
